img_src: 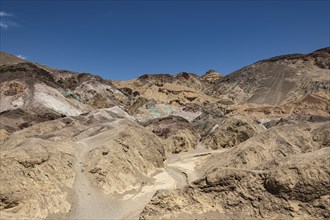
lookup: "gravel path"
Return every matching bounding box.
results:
[68,128,217,220]
[69,141,128,219]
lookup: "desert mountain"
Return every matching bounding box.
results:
[112,72,218,120]
[201,69,223,83]
[0,61,129,135]
[207,47,330,105]
[0,52,27,65]
[0,48,329,219]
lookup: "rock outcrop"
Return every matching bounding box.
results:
[201,69,222,83]
[140,122,330,219]
[143,116,198,153]
[193,114,264,149]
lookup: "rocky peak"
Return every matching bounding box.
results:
[0,52,26,65]
[201,69,222,83]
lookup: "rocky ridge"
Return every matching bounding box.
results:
[0,48,329,219]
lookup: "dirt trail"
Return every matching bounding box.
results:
[69,126,220,220]
[121,146,218,220]
[69,120,128,219]
[164,165,188,188]
[165,143,228,183]
[69,141,126,219]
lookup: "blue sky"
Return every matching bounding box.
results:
[1,0,329,80]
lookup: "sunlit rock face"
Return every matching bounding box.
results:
[1,48,329,219]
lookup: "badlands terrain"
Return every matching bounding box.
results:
[0,48,329,219]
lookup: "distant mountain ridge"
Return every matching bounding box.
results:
[0,52,27,65]
[206,47,330,105]
[0,47,329,220]
[0,47,329,131]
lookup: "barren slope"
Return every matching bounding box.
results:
[0,48,329,220]
[140,122,330,219]
[207,47,330,105]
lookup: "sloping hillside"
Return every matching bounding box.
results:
[0,48,329,220]
[207,47,330,105]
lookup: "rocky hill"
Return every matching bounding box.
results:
[0,48,329,219]
[206,47,330,105]
[201,69,222,83]
[0,52,27,65]
[0,61,129,136]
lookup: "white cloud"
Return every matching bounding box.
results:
[0,11,13,17]
[0,12,17,29]
[0,22,8,29]
[0,21,17,29]
[17,55,26,60]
